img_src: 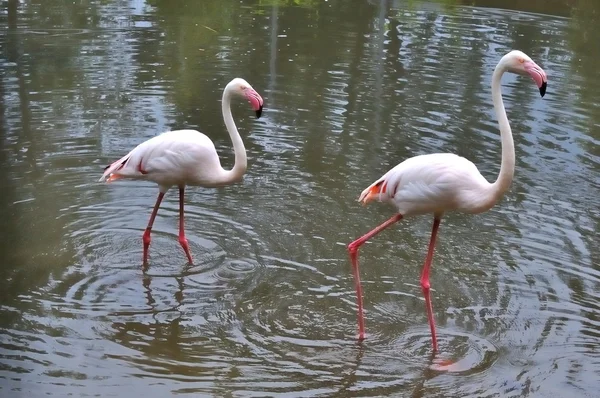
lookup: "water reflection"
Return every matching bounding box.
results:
[0,0,599,396]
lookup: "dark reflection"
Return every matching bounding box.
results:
[0,0,77,309]
[0,1,19,298]
[465,0,573,17]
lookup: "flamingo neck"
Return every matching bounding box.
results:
[490,61,515,199]
[217,88,247,185]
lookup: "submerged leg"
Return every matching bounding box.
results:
[421,217,441,352]
[178,186,193,264]
[143,192,165,266]
[347,214,404,340]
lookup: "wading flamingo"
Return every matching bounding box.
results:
[99,78,264,266]
[347,50,547,352]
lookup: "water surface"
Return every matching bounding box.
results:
[0,0,599,396]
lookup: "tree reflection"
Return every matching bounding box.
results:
[0,0,20,308]
[0,0,120,322]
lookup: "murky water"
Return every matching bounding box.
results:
[1,0,599,396]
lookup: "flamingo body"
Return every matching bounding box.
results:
[99,78,264,266]
[348,50,548,354]
[360,153,496,217]
[100,129,228,191]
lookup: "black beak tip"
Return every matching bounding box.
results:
[539,82,547,97]
[255,105,263,119]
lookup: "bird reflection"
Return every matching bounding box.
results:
[409,353,444,398]
[335,341,366,394]
[110,266,187,358]
[333,338,457,395]
[142,267,186,313]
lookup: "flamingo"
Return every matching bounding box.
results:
[347,50,547,353]
[99,78,264,265]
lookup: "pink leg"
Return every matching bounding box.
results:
[178,186,193,264]
[421,217,441,352]
[143,192,165,266]
[348,214,404,340]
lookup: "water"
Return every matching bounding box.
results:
[1,0,599,396]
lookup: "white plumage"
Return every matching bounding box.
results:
[100,129,226,190]
[359,153,497,216]
[348,50,548,354]
[99,78,264,266]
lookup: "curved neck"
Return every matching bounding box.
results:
[490,63,515,198]
[217,88,247,184]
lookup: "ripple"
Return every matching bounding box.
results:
[213,258,260,282]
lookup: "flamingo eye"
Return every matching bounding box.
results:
[518,58,525,64]
[240,85,248,91]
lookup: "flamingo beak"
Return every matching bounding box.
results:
[524,61,547,97]
[359,192,377,206]
[358,182,386,206]
[246,89,264,118]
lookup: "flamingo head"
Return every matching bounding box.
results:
[358,179,387,206]
[227,78,264,118]
[503,50,547,97]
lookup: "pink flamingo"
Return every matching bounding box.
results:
[348,50,547,352]
[99,78,264,265]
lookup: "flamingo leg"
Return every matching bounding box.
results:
[421,217,441,352]
[347,214,404,340]
[143,192,165,265]
[178,186,193,264]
